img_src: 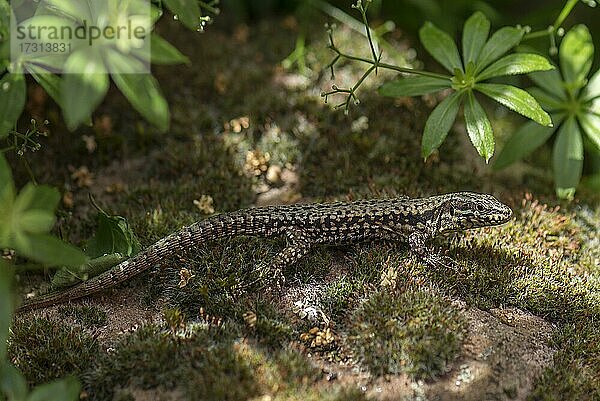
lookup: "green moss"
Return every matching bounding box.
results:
[57,305,107,328]
[86,323,259,401]
[8,316,99,385]
[528,321,600,401]
[251,301,295,347]
[85,320,363,401]
[348,288,466,379]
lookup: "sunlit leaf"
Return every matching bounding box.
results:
[422,91,463,159]
[42,0,92,21]
[559,24,593,94]
[464,91,494,162]
[106,48,169,132]
[26,64,64,107]
[579,112,600,151]
[378,76,451,97]
[62,49,109,130]
[553,117,583,199]
[15,233,88,267]
[581,68,600,101]
[477,53,554,81]
[13,183,60,213]
[475,83,552,126]
[475,26,524,72]
[0,73,26,138]
[419,22,463,73]
[462,11,490,65]
[493,115,563,170]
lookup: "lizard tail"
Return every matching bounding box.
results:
[17,213,252,312]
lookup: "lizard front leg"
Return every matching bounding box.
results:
[408,231,459,270]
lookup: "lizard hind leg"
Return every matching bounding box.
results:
[254,228,313,291]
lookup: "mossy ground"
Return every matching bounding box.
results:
[8,10,600,401]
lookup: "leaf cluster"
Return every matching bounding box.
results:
[494,25,600,199]
[379,11,553,162]
[0,0,217,137]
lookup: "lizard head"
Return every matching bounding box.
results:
[438,192,512,233]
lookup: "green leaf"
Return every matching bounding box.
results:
[475,26,524,72]
[86,212,141,259]
[553,116,583,199]
[0,153,14,198]
[462,11,490,65]
[62,49,109,130]
[106,49,169,132]
[0,73,26,138]
[529,68,566,100]
[42,0,92,21]
[13,183,60,213]
[477,53,554,81]
[581,68,600,102]
[378,76,451,97]
[527,87,564,111]
[559,24,593,93]
[15,233,88,268]
[419,22,463,74]
[18,210,55,234]
[52,253,126,290]
[422,91,463,159]
[150,34,189,64]
[464,91,494,162]
[162,0,202,30]
[475,83,552,126]
[493,115,563,170]
[579,112,600,151]
[0,261,12,362]
[28,376,81,401]
[0,362,28,401]
[26,64,64,107]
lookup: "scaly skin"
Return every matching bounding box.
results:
[18,192,512,311]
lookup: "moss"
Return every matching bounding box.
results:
[57,305,108,328]
[8,316,99,385]
[348,288,466,380]
[527,321,600,401]
[85,320,366,401]
[251,301,295,347]
[86,323,260,401]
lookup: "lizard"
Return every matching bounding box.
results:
[17,192,512,312]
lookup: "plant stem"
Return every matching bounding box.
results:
[334,49,450,80]
[523,0,579,41]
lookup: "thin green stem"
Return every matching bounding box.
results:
[523,27,554,40]
[358,4,378,63]
[523,0,579,41]
[553,0,579,29]
[334,48,450,80]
